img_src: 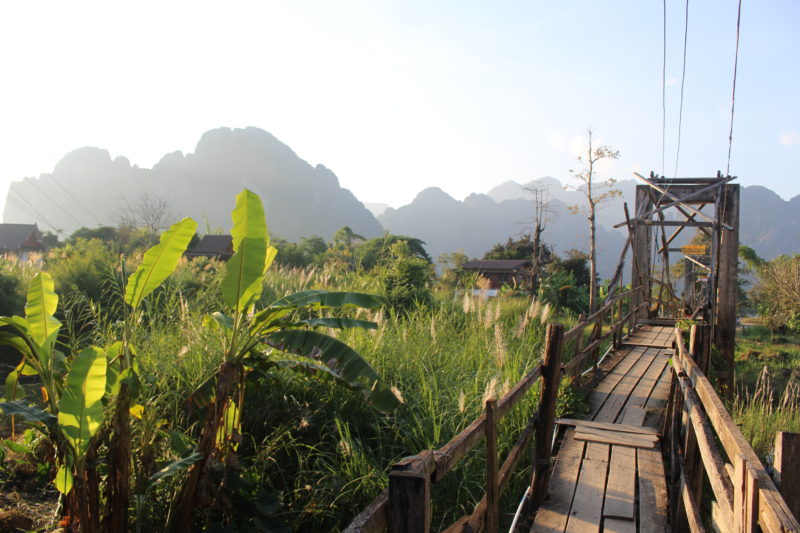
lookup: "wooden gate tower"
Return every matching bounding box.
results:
[628,172,740,390]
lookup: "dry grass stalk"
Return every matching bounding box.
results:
[494,323,506,368]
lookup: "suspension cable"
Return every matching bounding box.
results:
[674,0,690,177]
[726,0,743,176]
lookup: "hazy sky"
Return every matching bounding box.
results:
[1,1,798,208]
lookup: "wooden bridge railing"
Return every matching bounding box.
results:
[344,285,644,533]
[668,325,800,533]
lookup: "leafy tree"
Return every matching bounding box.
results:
[484,233,554,264]
[548,249,590,288]
[380,240,434,312]
[358,234,431,271]
[751,254,800,335]
[437,250,470,288]
[567,129,620,311]
[538,269,588,314]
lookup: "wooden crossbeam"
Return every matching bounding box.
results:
[633,172,735,230]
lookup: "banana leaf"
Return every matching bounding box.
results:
[269,290,384,310]
[57,346,107,461]
[24,272,61,350]
[221,189,269,312]
[125,217,198,310]
[266,330,400,412]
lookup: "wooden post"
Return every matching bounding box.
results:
[689,324,711,375]
[733,455,759,532]
[529,323,564,508]
[684,324,710,506]
[774,431,800,521]
[632,186,653,321]
[485,399,499,533]
[716,184,739,396]
[389,457,431,533]
[683,257,694,307]
[669,372,687,533]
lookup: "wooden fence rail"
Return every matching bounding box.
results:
[669,326,800,533]
[344,284,644,533]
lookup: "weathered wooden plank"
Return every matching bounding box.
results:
[602,517,636,533]
[594,351,658,423]
[619,353,669,418]
[388,470,430,533]
[643,358,674,431]
[574,429,656,448]
[733,455,759,533]
[564,443,609,533]
[530,324,564,508]
[485,400,499,533]
[496,364,543,419]
[679,461,706,533]
[638,447,669,533]
[555,419,658,436]
[531,431,585,532]
[343,490,388,533]
[603,445,637,519]
[672,355,734,520]
[673,328,800,531]
[774,431,800,522]
[587,346,647,418]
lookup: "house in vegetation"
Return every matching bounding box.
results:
[0,223,45,260]
[185,234,234,260]
[461,259,531,289]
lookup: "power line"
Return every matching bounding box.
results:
[674,0,690,177]
[26,178,86,227]
[726,0,743,176]
[46,174,103,226]
[661,0,667,176]
[9,189,60,232]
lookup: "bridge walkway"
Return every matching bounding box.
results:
[532,324,673,533]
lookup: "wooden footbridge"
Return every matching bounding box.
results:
[345,175,800,533]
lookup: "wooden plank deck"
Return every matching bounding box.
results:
[531,324,673,533]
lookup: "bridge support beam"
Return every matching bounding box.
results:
[631,187,653,320]
[715,184,739,396]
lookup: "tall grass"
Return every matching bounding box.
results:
[733,326,800,463]
[732,367,800,461]
[126,274,579,530]
[1,252,585,532]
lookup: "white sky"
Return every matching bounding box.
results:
[1,1,798,208]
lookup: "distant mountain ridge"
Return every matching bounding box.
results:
[378,185,628,278]
[4,128,798,276]
[3,127,382,242]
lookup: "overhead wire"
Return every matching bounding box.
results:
[26,178,86,227]
[726,0,743,176]
[8,188,60,232]
[47,174,104,226]
[673,0,690,177]
[660,0,667,177]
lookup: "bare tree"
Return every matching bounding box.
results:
[523,183,554,293]
[115,193,176,244]
[567,129,621,312]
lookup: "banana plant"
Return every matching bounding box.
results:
[170,190,400,532]
[106,216,197,533]
[0,217,197,533]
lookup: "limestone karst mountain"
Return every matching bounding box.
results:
[378,186,628,279]
[3,127,382,242]
[4,129,797,273]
